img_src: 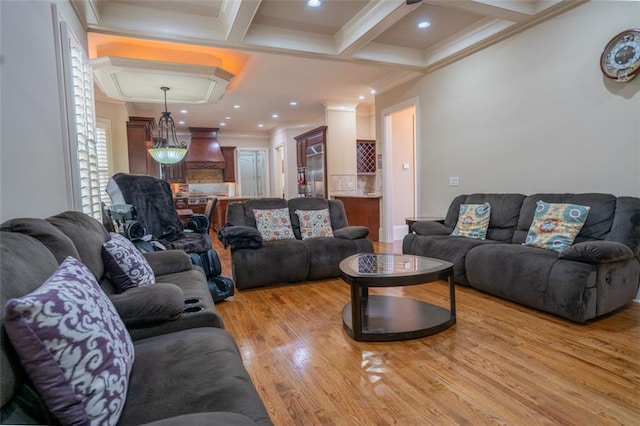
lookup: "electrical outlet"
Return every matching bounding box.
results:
[449,176,459,186]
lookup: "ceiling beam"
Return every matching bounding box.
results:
[222,0,262,45]
[334,0,419,57]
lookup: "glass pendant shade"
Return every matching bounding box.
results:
[148,87,188,165]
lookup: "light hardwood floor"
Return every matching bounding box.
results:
[212,238,640,425]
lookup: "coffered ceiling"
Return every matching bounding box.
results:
[73,0,586,134]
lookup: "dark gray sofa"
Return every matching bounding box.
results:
[403,193,640,322]
[1,212,272,425]
[224,197,374,289]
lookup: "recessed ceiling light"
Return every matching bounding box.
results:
[220,122,226,126]
[358,95,365,100]
[418,21,431,29]
[225,116,231,120]
[370,89,376,95]
[258,124,264,128]
[180,109,188,114]
[178,121,185,125]
[307,0,321,7]
[290,101,298,106]
[233,105,240,109]
[272,114,279,118]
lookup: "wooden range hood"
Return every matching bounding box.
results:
[185,127,225,169]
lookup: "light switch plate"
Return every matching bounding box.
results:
[449,176,459,186]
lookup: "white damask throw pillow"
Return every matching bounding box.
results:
[3,256,135,426]
[102,232,155,291]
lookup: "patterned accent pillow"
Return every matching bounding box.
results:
[450,203,491,239]
[295,208,334,239]
[253,208,295,241]
[102,233,155,291]
[3,256,135,426]
[524,201,590,252]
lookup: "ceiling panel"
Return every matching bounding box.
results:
[373,3,485,50]
[252,0,370,35]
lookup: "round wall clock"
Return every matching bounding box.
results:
[600,29,640,83]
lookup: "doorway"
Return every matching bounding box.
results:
[274,145,285,198]
[238,149,268,198]
[381,99,418,242]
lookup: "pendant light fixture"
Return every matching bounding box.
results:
[148,87,188,165]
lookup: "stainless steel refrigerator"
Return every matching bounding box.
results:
[305,142,325,198]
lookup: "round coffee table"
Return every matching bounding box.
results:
[339,253,455,342]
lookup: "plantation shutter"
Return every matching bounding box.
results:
[95,124,110,205]
[64,27,102,219]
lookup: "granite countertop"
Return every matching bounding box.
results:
[333,194,382,199]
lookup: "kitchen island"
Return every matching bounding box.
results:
[333,195,381,241]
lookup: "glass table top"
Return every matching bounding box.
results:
[342,253,451,277]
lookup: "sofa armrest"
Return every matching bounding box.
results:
[411,221,452,236]
[143,250,193,275]
[217,225,263,249]
[109,283,184,327]
[334,226,369,240]
[559,241,635,263]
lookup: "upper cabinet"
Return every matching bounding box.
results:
[356,139,376,175]
[126,117,159,178]
[220,146,236,182]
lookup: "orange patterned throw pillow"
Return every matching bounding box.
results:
[295,209,334,239]
[253,208,295,241]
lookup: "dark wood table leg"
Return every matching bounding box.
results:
[448,274,456,321]
[351,284,363,341]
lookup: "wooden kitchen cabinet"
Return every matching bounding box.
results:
[163,162,186,183]
[334,196,380,241]
[126,117,159,178]
[296,139,306,168]
[220,146,236,182]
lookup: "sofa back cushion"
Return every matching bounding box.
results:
[0,218,80,264]
[445,194,526,243]
[1,232,59,413]
[606,196,640,256]
[514,193,617,245]
[46,211,110,280]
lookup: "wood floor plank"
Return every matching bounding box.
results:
[211,238,640,425]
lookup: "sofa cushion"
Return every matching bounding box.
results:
[514,193,617,244]
[253,208,295,241]
[523,201,590,253]
[333,226,369,240]
[466,244,598,322]
[103,233,155,291]
[303,236,374,280]
[606,196,640,256]
[120,327,272,425]
[3,256,135,426]
[402,234,501,286]
[242,198,289,228]
[450,203,491,239]
[0,218,80,264]
[288,197,331,238]
[46,211,110,280]
[295,208,334,239]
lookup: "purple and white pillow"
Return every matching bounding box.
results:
[3,256,135,425]
[102,233,155,291]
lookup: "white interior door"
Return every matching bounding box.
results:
[239,149,267,198]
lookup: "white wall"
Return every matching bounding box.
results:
[95,99,129,174]
[376,1,640,218]
[0,1,84,221]
[389,106,416,238]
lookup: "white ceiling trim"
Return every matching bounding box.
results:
[222,0,262,44]
[91,57,234,104]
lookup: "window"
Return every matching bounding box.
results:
[61,23,104,219]
[95,123,111,205]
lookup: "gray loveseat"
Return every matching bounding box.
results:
[1,211,272,425]
[223,197,374,289]
[403,193,640,322]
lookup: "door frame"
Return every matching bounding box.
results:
[380,97,419,242]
